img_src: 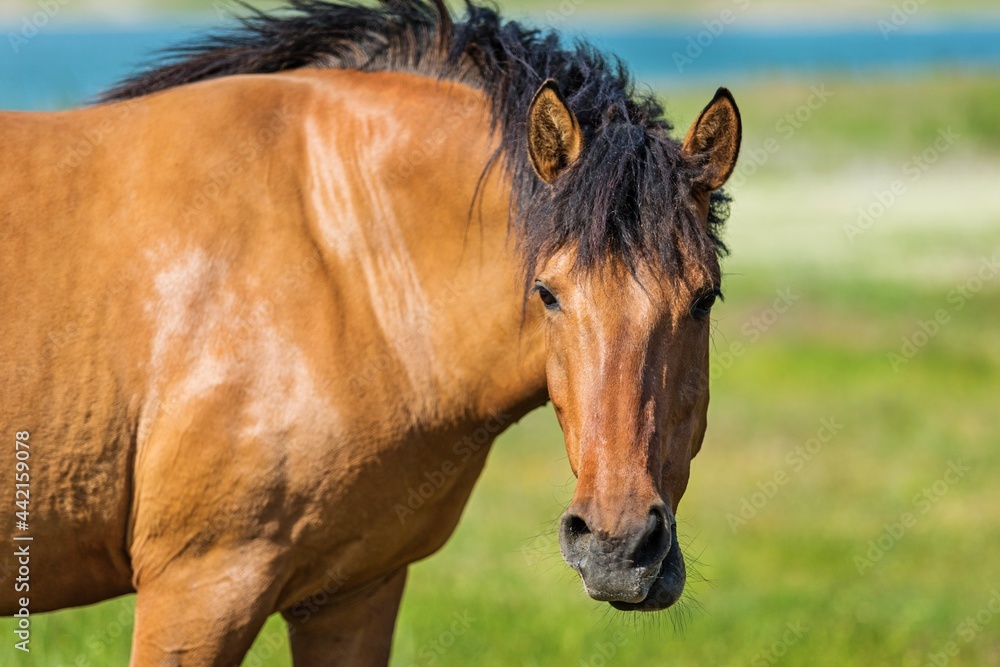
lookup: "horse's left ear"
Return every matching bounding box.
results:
[527,79,583,184]
[682,87,742,191]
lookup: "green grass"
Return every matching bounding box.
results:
[3,72,999,665]
[660,71,1000,169]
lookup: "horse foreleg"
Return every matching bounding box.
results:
[282,568,407,666]
[129,548,283,666]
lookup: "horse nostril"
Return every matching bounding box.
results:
[631,508,670,568]
[565,513,591,537]
[559,512,594,565]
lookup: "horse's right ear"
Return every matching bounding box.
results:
[527,80,583,184]
[682,87,742,191]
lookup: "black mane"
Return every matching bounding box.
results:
[103,0,730,279]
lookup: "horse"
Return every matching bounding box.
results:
[0,0,740,663]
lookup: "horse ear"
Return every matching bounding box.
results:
[682,87,742,191]
[527,80,583,184]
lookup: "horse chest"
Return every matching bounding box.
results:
[282,412,508,590]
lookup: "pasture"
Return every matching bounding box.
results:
[1,4,998,666]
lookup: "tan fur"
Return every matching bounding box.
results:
[0,70,738,664]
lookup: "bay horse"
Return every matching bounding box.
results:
[0,0,740,664]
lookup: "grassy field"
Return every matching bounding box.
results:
[3,68,999,665]
[663,72,1000,165]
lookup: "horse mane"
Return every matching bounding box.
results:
[102,0,730,279]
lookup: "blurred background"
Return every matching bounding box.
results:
[2,0,999,665]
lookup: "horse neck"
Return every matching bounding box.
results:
[303,70,549,426]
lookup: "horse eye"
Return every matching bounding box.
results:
[536,285,560,310]
[691,289,722,319]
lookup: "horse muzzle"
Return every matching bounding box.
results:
[558,503,685,611]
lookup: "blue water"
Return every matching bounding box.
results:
[1,29,183,110]
[591,26,1000,84]
[2,22,999,110]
